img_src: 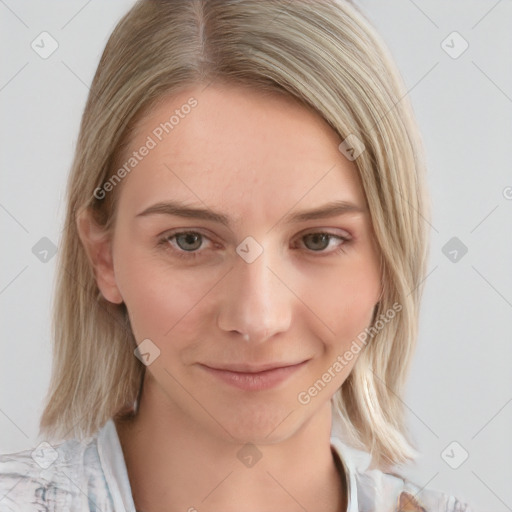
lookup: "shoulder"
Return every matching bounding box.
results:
[358,467,475,512]
[330,436,476,512]
[0,435,112,512]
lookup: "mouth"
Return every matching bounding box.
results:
[197,360,310,391]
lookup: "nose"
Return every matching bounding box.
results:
[216,242,293,343]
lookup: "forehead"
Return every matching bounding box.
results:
[116,83,365,222]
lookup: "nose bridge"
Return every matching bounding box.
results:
[218,240,292,342]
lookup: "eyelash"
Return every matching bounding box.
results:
[157,230,352,261]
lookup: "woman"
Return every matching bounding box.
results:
[0,0,475,510]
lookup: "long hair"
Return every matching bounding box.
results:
[39,0,430,471]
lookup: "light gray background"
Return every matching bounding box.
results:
[1,1,511,511]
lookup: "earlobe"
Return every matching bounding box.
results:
[76,208,124,305]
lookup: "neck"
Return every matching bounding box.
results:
[115,374,347,512]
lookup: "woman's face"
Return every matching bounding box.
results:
[97,83,382,443]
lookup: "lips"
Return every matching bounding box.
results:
[202,361,307,373]
[197,360,309,391]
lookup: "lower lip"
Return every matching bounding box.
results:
[199,361,308,391]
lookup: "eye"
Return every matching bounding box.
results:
[174,232,203,251]
[158,230,213,260]
[158,229,352,261]
[298,231,351,254]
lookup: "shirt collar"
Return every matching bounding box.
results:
[330,435,361,512]
[97,418,137,512]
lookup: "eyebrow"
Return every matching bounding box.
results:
[135,199,366,226]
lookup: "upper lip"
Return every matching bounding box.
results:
[200,360,308,373]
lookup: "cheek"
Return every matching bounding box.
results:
[113,248,222,344]
[299,257,380,344]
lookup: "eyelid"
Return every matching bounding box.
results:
[299,227,352,239]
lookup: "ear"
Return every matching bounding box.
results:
[76,208,124,304]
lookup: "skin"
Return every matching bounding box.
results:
[78,83,382,512]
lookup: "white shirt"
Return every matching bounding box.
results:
[0,419,475,511]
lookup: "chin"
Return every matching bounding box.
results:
[212,399,306,445]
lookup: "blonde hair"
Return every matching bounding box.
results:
[39,0,429,471]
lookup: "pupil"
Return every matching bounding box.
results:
[307,233,329,251]
[177,233,201,251]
